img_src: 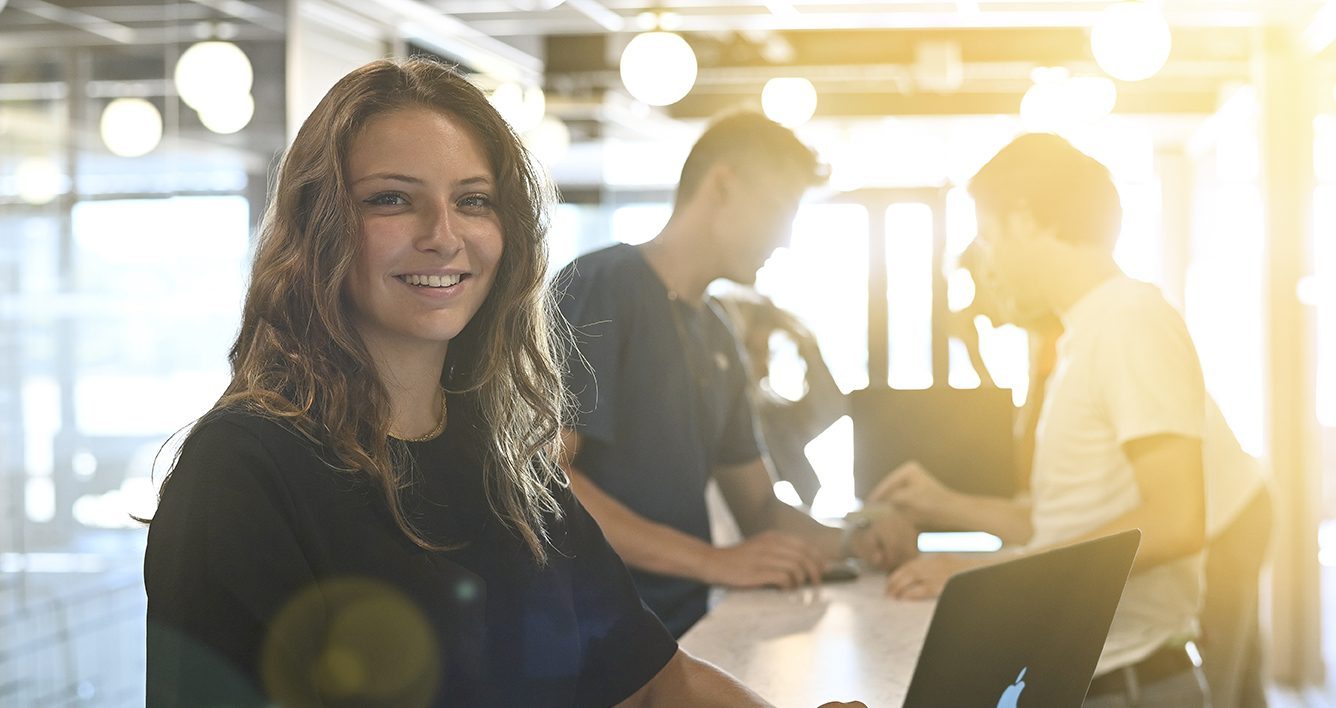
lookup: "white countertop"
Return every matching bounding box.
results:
[679,574,937,708]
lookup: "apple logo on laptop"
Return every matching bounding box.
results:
[996,667,1027,708]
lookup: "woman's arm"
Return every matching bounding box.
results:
[621,650,867,708]
[617,650,770,707]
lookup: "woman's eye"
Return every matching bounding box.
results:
[459,194,493,211]
[365,193,408,207]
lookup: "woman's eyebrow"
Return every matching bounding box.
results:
[351,174,493,187]
[352,172,422,186]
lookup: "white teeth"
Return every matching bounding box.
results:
[401,274,462,288]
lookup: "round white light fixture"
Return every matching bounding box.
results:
[198,93,255,134]
[762,77,818,127]
[174,41,254,111]
[619,31,698,107]
[16,157,64,205]
[1091,1,1172,82]
[100,98,163,157]
[489,82,546,133]
[524,115,571,167]
[1021,69,1117,134]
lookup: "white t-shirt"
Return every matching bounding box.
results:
[1202,396,1266,538]
[1028,274,1206,676]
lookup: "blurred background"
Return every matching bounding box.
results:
[0,0,1332,704]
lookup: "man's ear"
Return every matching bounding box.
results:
[703,162,737,204]
[1005,203,1057,242]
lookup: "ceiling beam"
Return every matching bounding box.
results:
[0,25,280,54]
[544,26,1254,118]
[665,88,1224,118]
[461,6,1277,38]
[546,26,1255,74]
[9,0,138,44]
[185,0,287,29]
[566,0,625,32]
[321,0,544,84]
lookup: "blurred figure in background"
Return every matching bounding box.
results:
[936,193,1272,708]
[716,290,846,507]
[877,133,1211,707]
[555,111,916,638]
[949,239,1057,492]
[945,241,997,390]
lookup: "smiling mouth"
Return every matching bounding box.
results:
[397,273,467,288]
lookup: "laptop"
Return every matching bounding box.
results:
[849,387,1018,501]
[902,529,1141,708]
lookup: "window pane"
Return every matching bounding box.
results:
[886,203,934,390]
[755,203,869,393]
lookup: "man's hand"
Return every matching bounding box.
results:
[869,461,959,529]
[884,553,991,600]
[700,531,826,589]
[849,505,919,571]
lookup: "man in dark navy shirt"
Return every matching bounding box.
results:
[555,112,917,637]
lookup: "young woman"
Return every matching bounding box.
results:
[143,57,839,707]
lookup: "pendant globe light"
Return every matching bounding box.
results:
[1091,1,1172,82]
[174,41,253,110]
[762,77,818,127]
[100,98,163,157]
[619,30,697,107]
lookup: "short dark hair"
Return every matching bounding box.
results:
[676,111,824,205]
[968,133,1122,251]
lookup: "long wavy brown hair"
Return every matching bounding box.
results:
[161,56,569,561]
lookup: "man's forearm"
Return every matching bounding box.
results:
[566,469,717,581]
[938,494,1034,546]
[715,457,841,557]
[766,500,843,558]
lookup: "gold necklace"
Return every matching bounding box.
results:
[391,391,447,443]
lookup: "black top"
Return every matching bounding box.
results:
[144,404,676,707]
[555,244,762,637]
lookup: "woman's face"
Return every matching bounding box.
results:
[343,107,505,359]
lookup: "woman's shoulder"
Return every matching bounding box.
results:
[171,407,331,488]
[186,407,310,454]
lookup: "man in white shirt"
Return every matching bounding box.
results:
[900,241,1271,708]
[880,351,1271,707]
[877,133,1212,707]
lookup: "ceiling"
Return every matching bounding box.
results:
[0,0,1332,180]
[0,0,287,49]
[436,0,1317,35]
[1,1,1330,118]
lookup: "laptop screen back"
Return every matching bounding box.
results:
[902,530,1141,708]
